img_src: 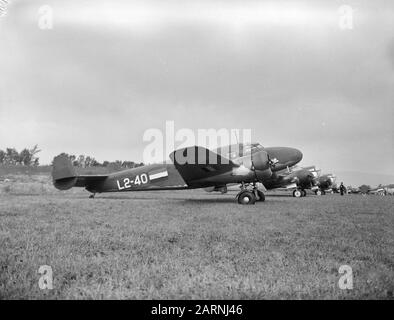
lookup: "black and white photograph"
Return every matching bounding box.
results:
[0,0,393,305]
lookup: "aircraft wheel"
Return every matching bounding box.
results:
[315,190,322,196]
[322,190,326,195]
[293,190,302,198]
[237,191,256,205]
[255,190,265,202]
[301,190,307,197]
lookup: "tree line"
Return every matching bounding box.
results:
[56,153,144,169]
[0,145,41,166]
[0,146,144,169]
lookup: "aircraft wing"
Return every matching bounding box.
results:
[169,146,238,186]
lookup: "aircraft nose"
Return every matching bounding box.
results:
[292,148,303,163]
[266,146,303,169]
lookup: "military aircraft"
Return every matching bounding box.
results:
[313,173,336,195]
[260,165,317,197]
[367,186,387,196]
[52,143,303,205]
[204,147,306,196]
[385,186,394,195]
[347,186,360,194]
[206,164,336,198]
[265,167,337,197]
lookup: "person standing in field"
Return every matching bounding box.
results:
[339,182,346,196]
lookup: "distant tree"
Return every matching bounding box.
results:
[52,153,141,170]
[121,161,136,168]
[29,145,41,166]
[107,160,123,171]
[85,156,92,167]
[77,155,85,167]
[84,156,100,167]
[19,148,32,165]
[91,158,100,166]
[68,154,76,164]
[5,148,18,165]
[0,149,5,164]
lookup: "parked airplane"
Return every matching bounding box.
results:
[206,163,338,198]
[385,187,394,195]
[367,186,390,196]
[206,163,319,198]
[262,165,318,197]
[52,143,303,205]
[347,186,361,194]
[314,173,336,195]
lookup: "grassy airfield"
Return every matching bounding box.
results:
[0,175,393,299]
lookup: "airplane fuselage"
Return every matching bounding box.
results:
[53,144,304,205]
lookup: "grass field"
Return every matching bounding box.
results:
[0,175,393,299]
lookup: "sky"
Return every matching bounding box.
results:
[0,0,393,183]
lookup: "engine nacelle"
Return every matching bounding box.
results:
[241,150,270,171]
[251,150,271,171]
[239,150,272,181]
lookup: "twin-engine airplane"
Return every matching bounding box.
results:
[52,143,302,204]
[262,165,319,197]
[260,166,336,197]
[314,173,336,195]
[206,163,337,197]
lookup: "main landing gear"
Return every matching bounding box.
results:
[236,182,265,205]
[89,193,96,199]
[293,189,307,197]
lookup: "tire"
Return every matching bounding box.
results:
[322,190,326,195]
[237,191,256,205]
[293,190,302,198]
[255,190,265,202]
[316,190,322,196]
[301,190,307,197]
